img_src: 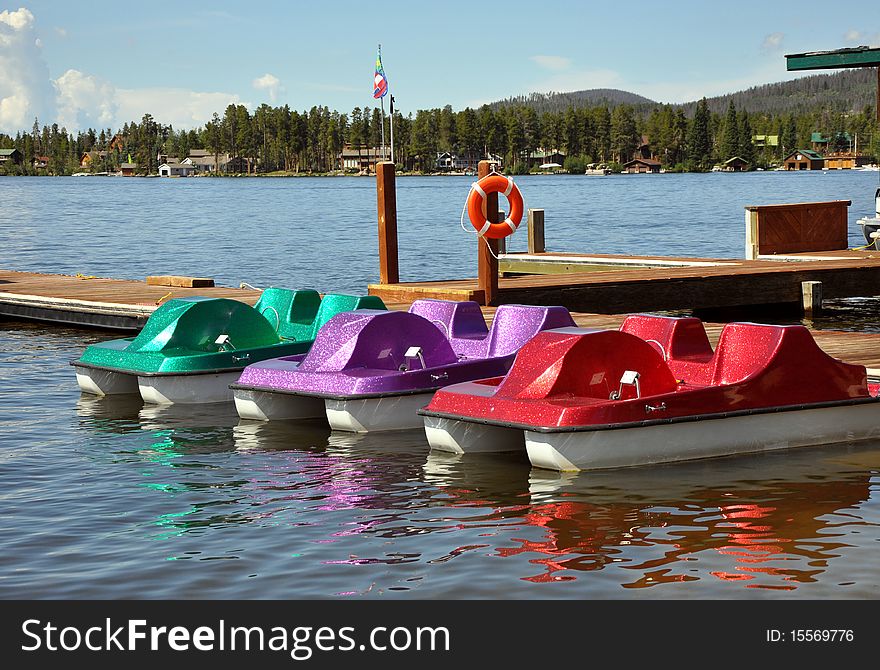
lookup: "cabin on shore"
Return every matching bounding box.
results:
[723,156,750,172]
[183,151,230,173]
[527,150,566,169]
[158,162,196,177]
[339,146,390,172]
[623,158,661,173]
[783,149,824,170]
[119,162,137,177]
[80,150,107,168]
[0,148,23,165]
[824,154,872,169]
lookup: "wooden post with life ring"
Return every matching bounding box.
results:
[476,160,499,305]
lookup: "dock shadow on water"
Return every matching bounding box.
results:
[2,323,880,598]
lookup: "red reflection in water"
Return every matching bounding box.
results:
[484,479,868,588]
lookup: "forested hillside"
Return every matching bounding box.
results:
[0,68,877,176]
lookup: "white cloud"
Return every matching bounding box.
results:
[843,29,880,46]
[0,6,33,31]
[54,27,67,38]
[115,87,244,128]
[762,32,784,51]
[530,55,572,71]
[0,7,56,132]
[55,69,118,130]
[252,73,282,102]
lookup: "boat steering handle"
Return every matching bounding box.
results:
[644,339,667,361]
[260,305,281,332]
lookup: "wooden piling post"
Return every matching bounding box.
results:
[528,209,545,254]
[801,280,823,316]
[376,161,399,284]
[477,160,499,305]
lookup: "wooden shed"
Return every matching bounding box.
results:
[623,158,661,173]
[783,149,824,170]
[723,156,750,172]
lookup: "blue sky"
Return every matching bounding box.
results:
[1,0,878,132]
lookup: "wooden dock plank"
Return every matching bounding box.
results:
[371,252,880,313]
[4,269,880,374]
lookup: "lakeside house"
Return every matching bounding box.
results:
[753,134,779,149]
[783,149,824,170]
[723,156,750,172]
[824,153,873,169]
[623,157,661,173]
[0,148,23,165]
[339,146,391,172]
[158,162,197,177]
[435,151,503,171]
[119,162,137,177]
[33,155,49,169]
[527,150,566,169]
[80,150,108,168]
[182,150,231,173]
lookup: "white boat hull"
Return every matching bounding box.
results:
[233,388,326,421]
[525,402,880,471]
[423,415,525,454]
[138,371,241,405]
[74,365,139,396]
[325,393,435,432]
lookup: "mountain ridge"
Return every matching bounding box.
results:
[491,69,876,116]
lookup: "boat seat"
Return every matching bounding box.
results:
[298,310,457,373]
[254,288,321,340]
[408,299,489,357]
[620,314,714,384]
[486,304,576,358]
[709,322,787,385]
[307,294,386,340]
[498,329,678,400]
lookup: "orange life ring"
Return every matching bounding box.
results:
[467,173,524,239]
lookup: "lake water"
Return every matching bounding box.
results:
[1,172,880,598]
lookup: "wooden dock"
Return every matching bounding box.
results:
[0,270,259,331]
[2,269,880,373]
[370,250,880,313]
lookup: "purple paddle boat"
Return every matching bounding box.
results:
[230,299,575,432]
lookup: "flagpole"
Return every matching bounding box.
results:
[380,95,386,162]
[390,97,395,166]
[378,44,386,163]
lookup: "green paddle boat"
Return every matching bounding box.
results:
[72,288,385,404]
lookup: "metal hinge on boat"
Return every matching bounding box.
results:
[645,402,667,413]
[610,370,641,400]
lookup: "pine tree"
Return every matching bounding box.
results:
[721,101,739,160]
[688,98,712,170]
[738,113,755,166]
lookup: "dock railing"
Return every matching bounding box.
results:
[745,200,851,259]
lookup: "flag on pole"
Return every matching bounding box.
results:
[373,47,388,99]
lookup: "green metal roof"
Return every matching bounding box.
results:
[787,149,824,160]
[0,148,19,156]
[786,46,880,70]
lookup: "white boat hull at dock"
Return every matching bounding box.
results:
[138,371,241,405]
[525,402,880,472]
[423,415,525,454]
[325,393,436,433]
[233,388,326,421]
[74,365,139,396]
